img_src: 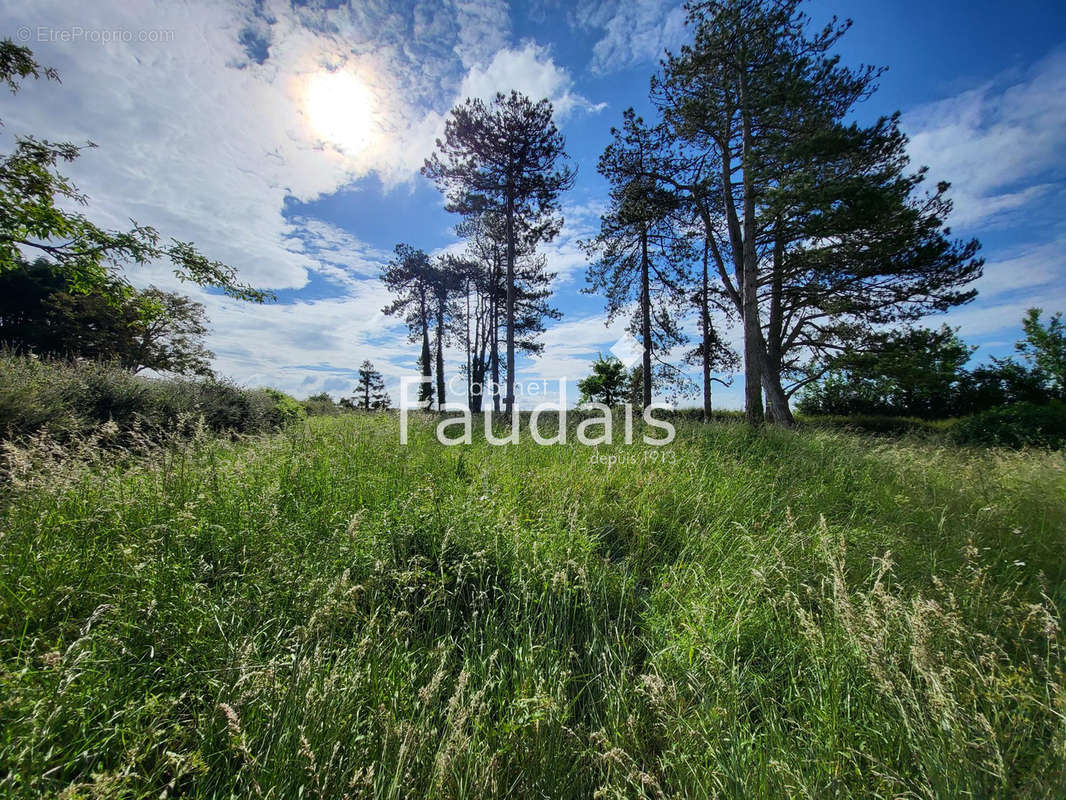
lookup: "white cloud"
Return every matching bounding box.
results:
[573,0,687,75]
[0,0,612,399]
[972,235,1066,299]
[904,48,1066,231]
[457,42,605,117]
[286,217,393,287]
[177,278,417,398]
[0,0,599,296]
[452,0,512,69]
[2,0,454,291]
[539,200,602,287]
[936,234,1066,343]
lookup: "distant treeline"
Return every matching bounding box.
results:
[797,312,1064,419]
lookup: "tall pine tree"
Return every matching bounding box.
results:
[381,244,436,406]
[655,0,982,425]
[583,109,688,410]
[423,91,574,413]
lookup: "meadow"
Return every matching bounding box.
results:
[2,413,1065,798]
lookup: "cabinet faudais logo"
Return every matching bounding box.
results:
[399,376,675,447]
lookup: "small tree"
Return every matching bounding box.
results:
[578,356,628,407]
[116,288,213,375]
[1017,308,1066,398]
[303,392,338,416]
[353,360,390,410]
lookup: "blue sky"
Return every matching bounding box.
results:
[3,0,1065,407]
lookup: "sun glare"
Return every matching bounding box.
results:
[306,70,375,154]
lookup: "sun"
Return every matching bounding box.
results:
[306,70,375,154]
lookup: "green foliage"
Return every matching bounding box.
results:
[423,90,574,411]
[302,392,340,417]
[583,109,690,409]
[0,41,270,302]
[422,91,574,241]
[798,326,974,418]
[259,388,307,426]
[1,414,1064,797]
[797,413,956,438]
[351,360,391,410]
[577,355,628,406]
[0,353,297,443]
[1017,308,1066,397]
[0,257,214,375]
[950,401,1066,449]
[801,313,1066,420]
[626,364,644,407]
[956,357,1050,413]
[381,244,435,404]
[654,0,983,423]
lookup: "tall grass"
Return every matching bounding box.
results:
[1,414,1064,797]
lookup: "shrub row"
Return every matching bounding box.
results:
[948,400,1066,449]
[0,354,305,443]
[798,402,1066,449]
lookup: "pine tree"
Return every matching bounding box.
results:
[453,211,561,412]
[655,0,982,425]
[423,91,574,414]
[381,244,435,406]
[353,360,390,410]
[585,110,700,410]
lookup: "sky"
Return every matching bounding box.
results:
[3,0,1065,409]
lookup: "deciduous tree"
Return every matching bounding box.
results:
[0,257,213,375]
[578,355,628,407]
[1017,308,1066,397]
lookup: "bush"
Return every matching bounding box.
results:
[797,413,954,438]
[256,388,307,427]
[302,392,340,417]
[0,353,302,444]
[950,401,1066,449]
[0,355,79,437]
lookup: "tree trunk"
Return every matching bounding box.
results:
[739,67,764,426]
[762,368,794,426]
[763,219,794,426]
[473,291,487,414]
[465,279,471,409]
[435,301,445,411]
[504,196,516,414]
[490,259,501,414]
[701,237,712,421]
[420,328,432,405]
[640,227,652,410]
[419,291,432,405]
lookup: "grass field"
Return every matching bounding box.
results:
[2,413,1065,798]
